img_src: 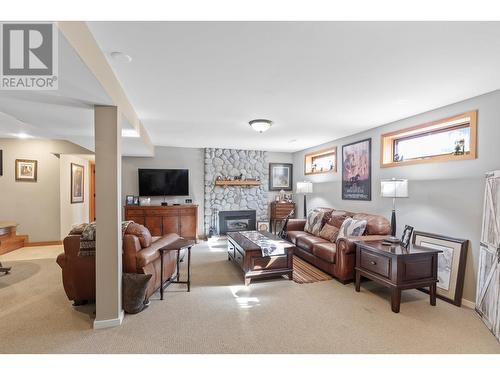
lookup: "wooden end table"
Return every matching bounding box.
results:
[158,239,195,300]
[354,240,441,313]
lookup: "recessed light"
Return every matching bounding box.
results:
[110,51,132,63]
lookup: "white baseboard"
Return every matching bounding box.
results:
[93,309,124,329]
[461,298,475,309]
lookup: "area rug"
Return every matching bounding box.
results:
[292,255,333,284]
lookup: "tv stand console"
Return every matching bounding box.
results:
[124,205,198,241]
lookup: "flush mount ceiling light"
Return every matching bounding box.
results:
[249,119,272,133]
[110,51,132,63]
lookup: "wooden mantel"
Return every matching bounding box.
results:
[0,222,27,255]
[215,180,261,187]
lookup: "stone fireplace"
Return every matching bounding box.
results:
[218,210,256,234]
[204,148,269,235]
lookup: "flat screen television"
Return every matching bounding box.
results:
[138,169,189,196]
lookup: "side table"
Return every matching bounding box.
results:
[158,239,195,300]
[355,240,441,313]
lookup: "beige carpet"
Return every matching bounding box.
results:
[0,239,499,354]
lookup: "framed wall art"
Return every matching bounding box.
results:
[342,138,371,200]
[269,163,293,191]
[15,159,37,182]
[71,163,85,203]
[413,231,468,306]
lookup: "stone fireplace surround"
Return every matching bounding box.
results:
[204,148,269,235]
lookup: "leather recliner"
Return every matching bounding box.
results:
[56,223,180,304]
[286,210,390,283]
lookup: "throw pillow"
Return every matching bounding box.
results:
[122,273,153,314]
[327,211,349,228]
[304,209,327,236]
[69,223,87,235]
[337,218,367,239]
[319,223,340,243]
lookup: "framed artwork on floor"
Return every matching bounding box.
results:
[413,231,468,306]
[342,138,371,200]
[71,163,85,203]
[15,159,37,182]
[269,163,293,191]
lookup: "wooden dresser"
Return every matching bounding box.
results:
[270,201,295,234]
[124,205,198,241]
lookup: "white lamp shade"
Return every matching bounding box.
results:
[381,179,408,198]
[296,181,313,194]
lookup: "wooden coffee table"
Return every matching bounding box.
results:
[227,231,294,286]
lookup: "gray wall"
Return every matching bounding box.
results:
[0,138,92,242]
[293,89,500,303]
[122,146,293,236]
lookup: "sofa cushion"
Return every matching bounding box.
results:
[319,223,340,243]
[353,213,391,235]
[304,208,328,236]
[287,231,309,245]
[312,242,337,263]
[296,234,329,253]
[337,218,367,239]
[126,222,153,248]
[327,211,350,228]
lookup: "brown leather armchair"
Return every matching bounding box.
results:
[57,223,181,305]
[286,210,390,283]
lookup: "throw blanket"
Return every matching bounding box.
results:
[239,231,287,257]
[76,221,133,256]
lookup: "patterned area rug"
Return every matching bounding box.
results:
[292,255,333,284]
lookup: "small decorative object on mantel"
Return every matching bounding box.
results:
[413,231,468,307]
[15,159,37,182]
[400,225,414,248]
[269,163,293,191]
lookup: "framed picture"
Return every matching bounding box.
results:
[342,138,371,200]
[413,231,468,306]
[400,225,414,248]
[257,221,270,232]
[269,163,293,191]
[126,195,135,205]
[133,196,140,205]
[71,163,85,203]
[15,159,37,182]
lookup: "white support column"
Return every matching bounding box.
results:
[93,105,123,329]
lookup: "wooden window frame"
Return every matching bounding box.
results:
[380,110,478,168]
[304,147,337,175]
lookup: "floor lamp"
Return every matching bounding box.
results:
[296,181,313,218]
[381,178,409,243]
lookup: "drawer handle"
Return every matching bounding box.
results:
[370,261,377,265]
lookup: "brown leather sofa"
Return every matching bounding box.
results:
[287,209,390,283]
[57,223,180,304]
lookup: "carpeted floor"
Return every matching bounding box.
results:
[0,239,499,354]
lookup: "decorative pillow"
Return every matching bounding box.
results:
[337,218,367,239]
[122,273,153,314]
[304,209,327,236]
[319,223,340,243]
[327,211,349,228]
[69,223,87,235]
[126,223,152,248]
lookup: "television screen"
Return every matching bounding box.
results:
[138,169,189,196]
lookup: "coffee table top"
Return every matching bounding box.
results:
[356,240,442,256]
[227,231,293,252]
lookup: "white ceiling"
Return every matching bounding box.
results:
[88,21,500,152]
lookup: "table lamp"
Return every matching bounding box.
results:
[296,181,313,218]
[380,178,409,242]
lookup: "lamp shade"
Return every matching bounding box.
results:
[380,179,408,198]
[296,181,313,194]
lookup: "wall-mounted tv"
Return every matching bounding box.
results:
[138,169,189,196]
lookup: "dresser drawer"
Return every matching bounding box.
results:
[234,248,244,266]
[360,251,390,278]
[126,208,144,216]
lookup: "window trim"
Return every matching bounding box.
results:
[380,110,477,168]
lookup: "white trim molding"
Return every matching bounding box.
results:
[93,310,124,329]
[461,298,475,309]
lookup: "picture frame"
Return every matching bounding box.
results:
[269,163,293,191]
[400,225,414,248]
[342,138,371,200]
[257,221,270,232]
[70,163,85,203]
[133,196,140,205]
[413,231,468,306]
[126,195,135,205]
[15,159,37,182]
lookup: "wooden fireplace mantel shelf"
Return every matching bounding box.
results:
[215,180,261,187]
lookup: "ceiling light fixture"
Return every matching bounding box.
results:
[110,51,132,63]
[15,132,31,139]
[249,119,272,133]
